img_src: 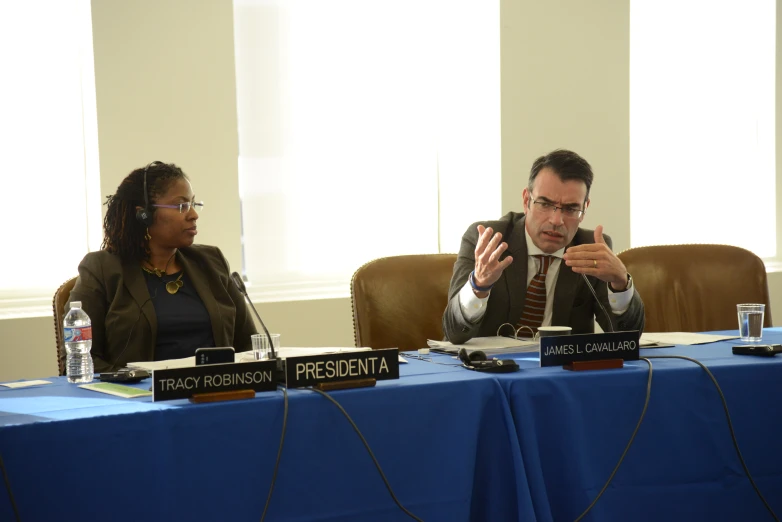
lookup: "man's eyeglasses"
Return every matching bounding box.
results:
[530,197,584,219]
[152,201,205,214]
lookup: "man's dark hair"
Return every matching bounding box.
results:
[528,149,593,201]
[102,162,188,261]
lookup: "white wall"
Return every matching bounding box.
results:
[0,0,780,381]
[500,0,631,251]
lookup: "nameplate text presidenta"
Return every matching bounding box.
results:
[284,348,400,388]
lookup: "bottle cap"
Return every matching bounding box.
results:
[70,301,82,308]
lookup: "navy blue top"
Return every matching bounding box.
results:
[142,270,215,360]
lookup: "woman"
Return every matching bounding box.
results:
[69,161,257,372]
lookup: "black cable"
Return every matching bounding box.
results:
[260,386,289,522]
[581,273,615,333]
[0,452,20,522]
[645,354,780,522]
[311,388,424,522]
[574,357,653,522]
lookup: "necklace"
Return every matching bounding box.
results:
[164,272,184,294]
[142,266,185,294]
[141,255,185,294]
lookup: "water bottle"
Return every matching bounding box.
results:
[63,301,94,383]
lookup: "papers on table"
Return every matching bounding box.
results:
[127,357,196,371]
[236,346,371,362]
[427,336,539,356]
[79,382,152,398]
[0,380,52,389]
[640,332,740,347]
[128,347,411,369]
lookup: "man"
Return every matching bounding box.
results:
[442,149,644,344]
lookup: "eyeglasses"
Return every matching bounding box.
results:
[152,201,204,214]
[530,197,584,219]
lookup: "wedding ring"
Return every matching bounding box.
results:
[593,259,597,268]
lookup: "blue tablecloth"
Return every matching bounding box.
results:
[4,330,782,522]
[0,362,532,522]
[491,328,782,522]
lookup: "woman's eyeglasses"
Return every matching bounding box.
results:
[152,201,205,214]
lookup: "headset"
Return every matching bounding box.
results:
[458,347,519,373]
[135,161,164,227]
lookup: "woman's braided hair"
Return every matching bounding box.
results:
[102,162,188,261]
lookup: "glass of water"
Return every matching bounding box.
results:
[737,304,765,342]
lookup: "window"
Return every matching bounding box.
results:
[0,0,100,317]
[630,0,776,257]
[233,0,500,301]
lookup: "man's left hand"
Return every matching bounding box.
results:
[563,225,629,291]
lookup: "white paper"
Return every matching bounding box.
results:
[128,347,375,371]
[0,379,52,388]
[237,346,372,362]
[640,332,739,346]
[428,336,539,355]
[127,357,196,371]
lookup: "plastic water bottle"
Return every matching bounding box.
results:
[64,301,94,383]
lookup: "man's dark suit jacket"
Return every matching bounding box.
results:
[442,212,645,344]
[69,245,257,372]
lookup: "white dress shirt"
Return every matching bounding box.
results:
[459,227,634,325]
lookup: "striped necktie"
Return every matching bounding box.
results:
[517,255,553,333]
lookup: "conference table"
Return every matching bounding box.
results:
[493,329,782,522]
[0,361,530,522]
[1,330,782,522]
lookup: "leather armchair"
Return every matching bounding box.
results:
[618,244,772,332]
[351,254,457,351]
[52,277,78,376]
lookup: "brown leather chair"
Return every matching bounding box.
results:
[351,254,457,351]
[618,244,772,332]
[52,277,78,376]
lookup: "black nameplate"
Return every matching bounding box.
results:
[152,361,277,401]
[539,331,640,367]
[284,349,400,388]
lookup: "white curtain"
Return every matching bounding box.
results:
[0,0,100,316]
[630,0,776,257]
[233,0,500,301]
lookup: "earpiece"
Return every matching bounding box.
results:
[469,350,488,362]
[458,347,471,366]
[135,161,163,227]
[457,348,489,366]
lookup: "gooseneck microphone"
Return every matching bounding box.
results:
[231,272,277,360]
[581,273,615,333]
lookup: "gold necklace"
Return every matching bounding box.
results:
[165,272,184,294]
[141,264,185,294]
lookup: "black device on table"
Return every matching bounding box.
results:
[195,346,235,365]
[732,344,782,357]
[99,369,150,383]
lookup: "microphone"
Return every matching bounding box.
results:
[231,272,277,360]
[581,273,615,333]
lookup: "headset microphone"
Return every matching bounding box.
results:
[458,347,518,372]
[135,161,164,227]
[230,272,277,360]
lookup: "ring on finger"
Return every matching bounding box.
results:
[593,259,597,268]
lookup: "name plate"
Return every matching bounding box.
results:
[539,331,640,367]
[152,361,277,401]
[284,348,400,389]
